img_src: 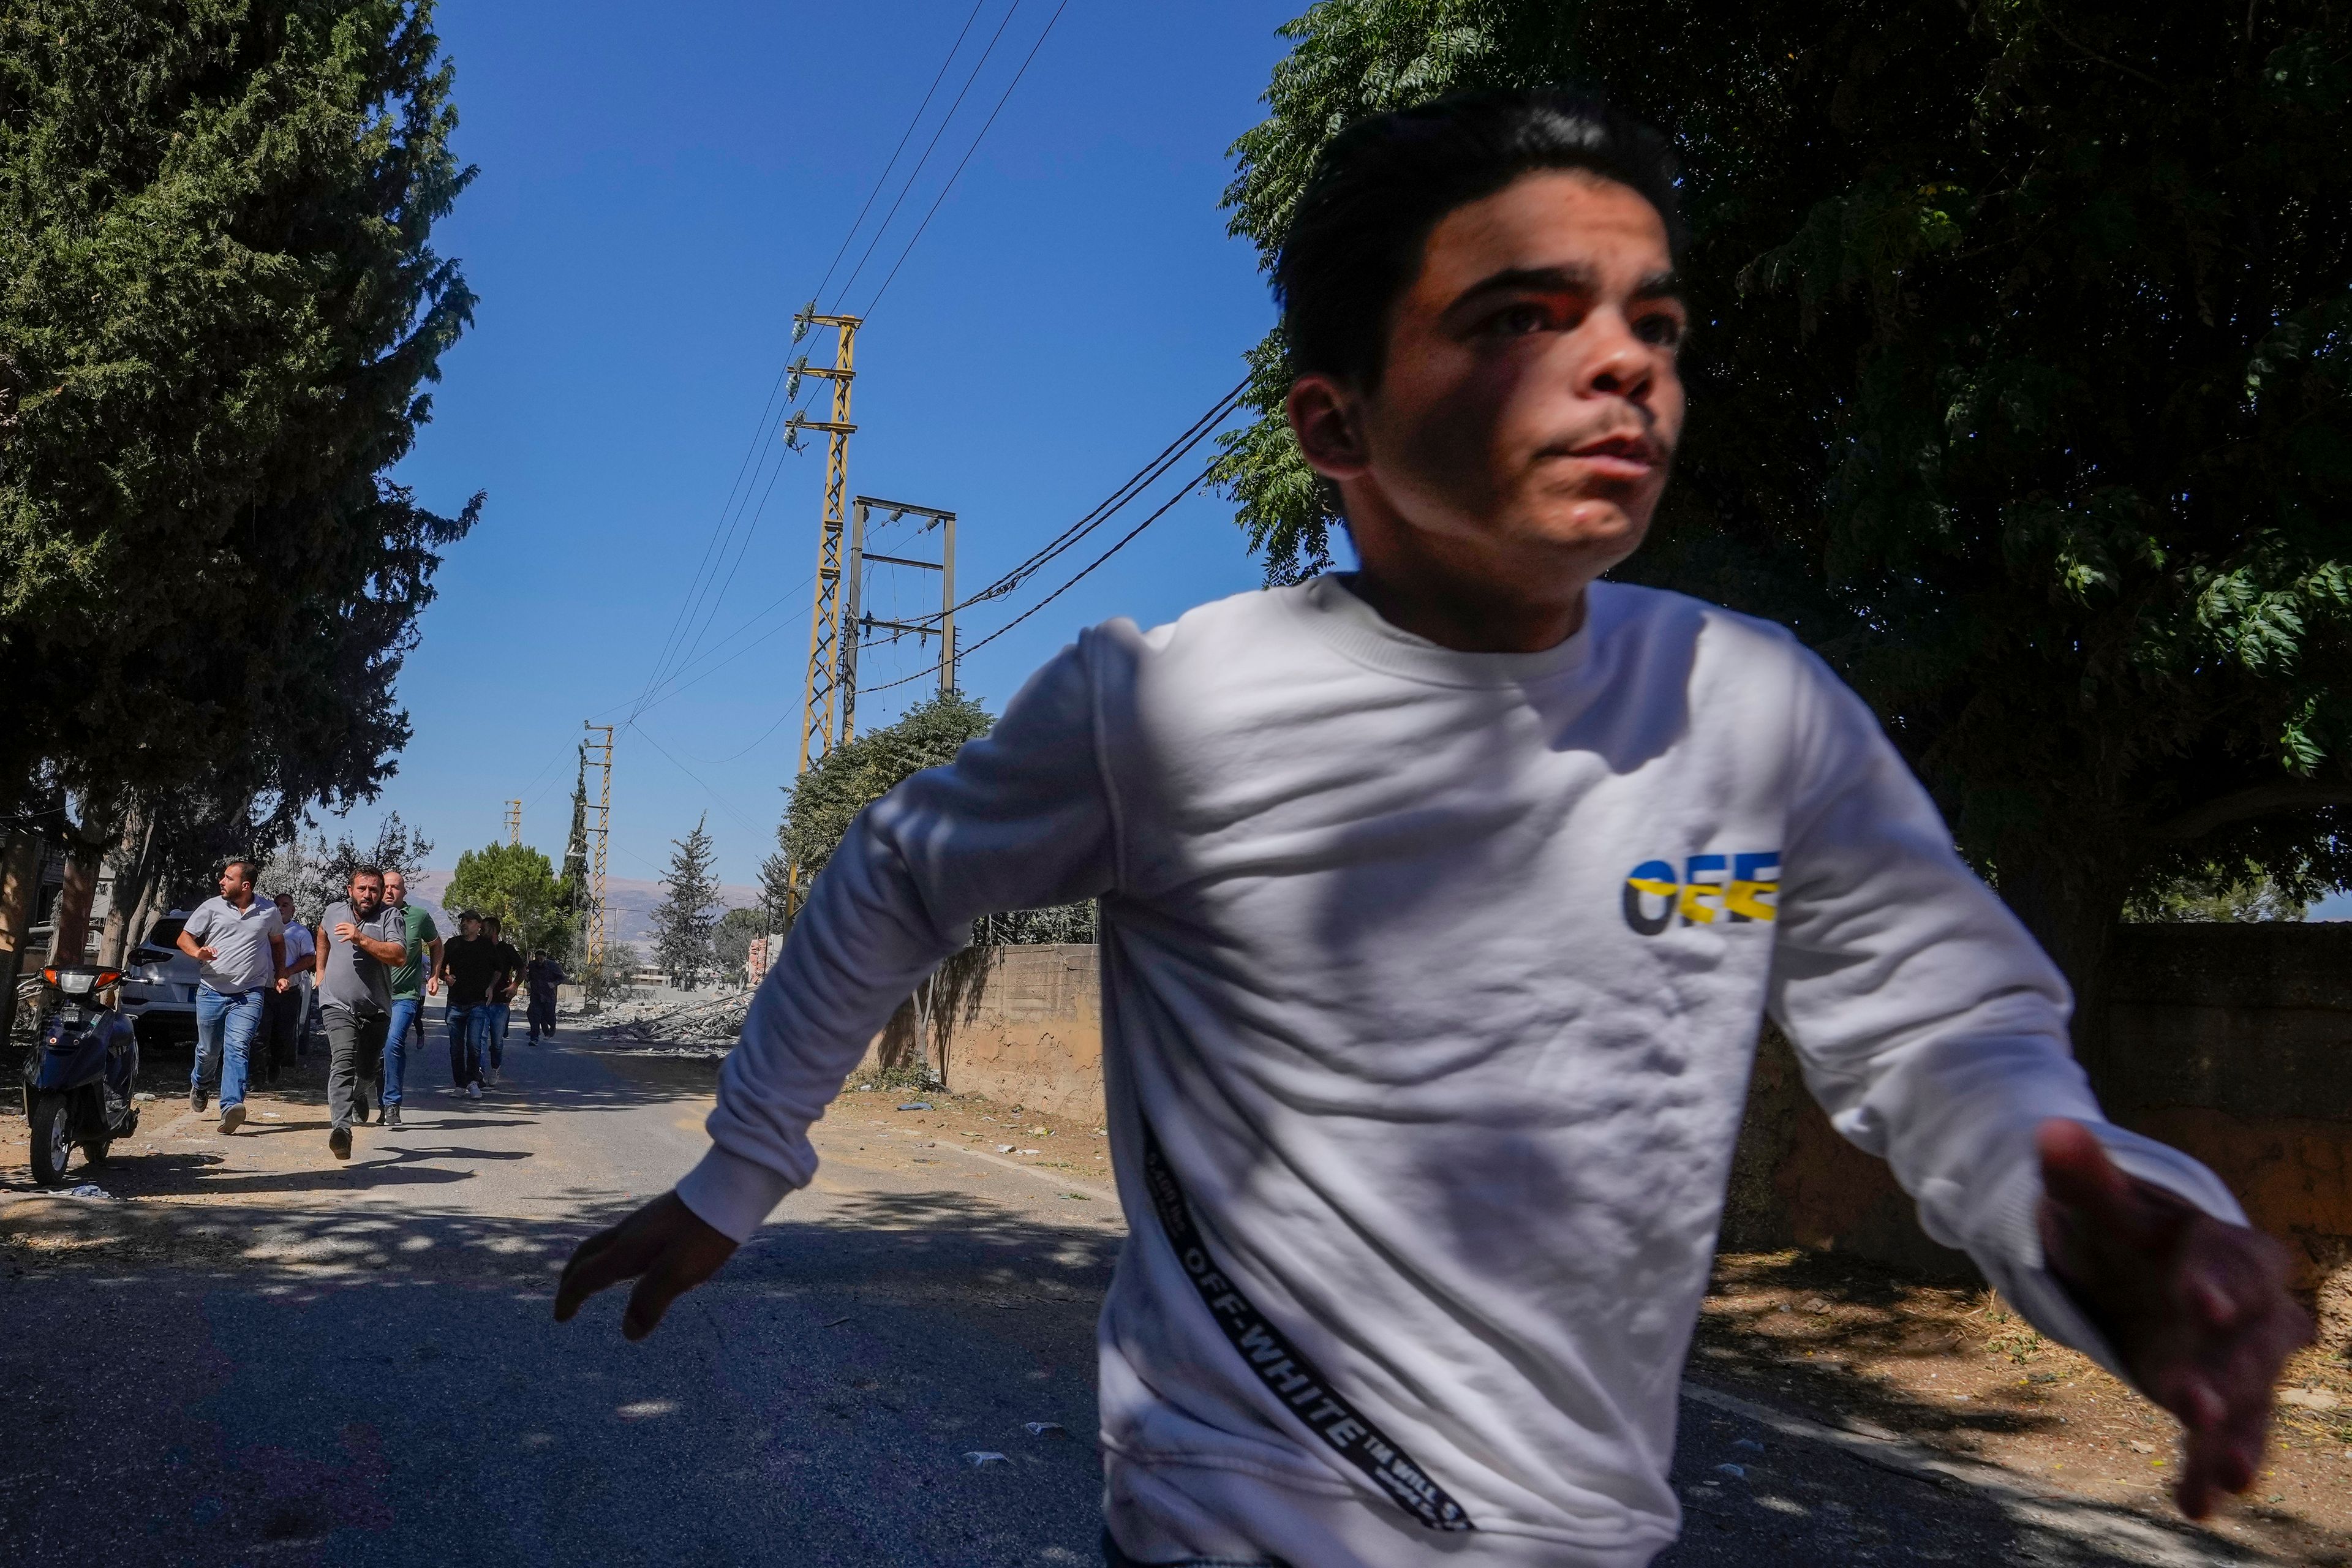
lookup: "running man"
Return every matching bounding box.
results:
[314,865,406,1152]
[178,859,286,1134]
[557,90,2309,1566]
[524,949,565,1044]
[436,911,498,1100]
[481,914,521,1087]
[382,869,440,1121]
[265,890,315,1078]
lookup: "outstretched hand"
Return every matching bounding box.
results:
[554,1191,738,1341]
[2037,1119,2313,1518]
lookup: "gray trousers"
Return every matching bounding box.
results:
[322,1006,390,1132]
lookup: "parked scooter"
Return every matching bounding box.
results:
[18,963,140,1186]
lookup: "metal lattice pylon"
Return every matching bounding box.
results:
[581,724,614,979]
[789,312,862,778]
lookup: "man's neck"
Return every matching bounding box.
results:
[1344,558,1591,654]
[226,889,251,911]
[1336,493,1610,655]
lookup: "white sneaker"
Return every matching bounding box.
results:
[467,1081,482,1101]
[489,1066,501,1086]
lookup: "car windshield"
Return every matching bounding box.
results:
[138,917,186,953]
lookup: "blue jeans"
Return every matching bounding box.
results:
[385,995,426,1106]
[192,986,266,1108]
[447,1003,491,1088]
[484,1001,511,1071]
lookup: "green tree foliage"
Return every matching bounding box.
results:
[650,813,720,988]
[0,1,481,832]
[779,692,996,885]
[710,904,764,982]
[559,747,589,913]
[445,839,569,957]
[775,690,1094,943]
[1219,1,2352,997]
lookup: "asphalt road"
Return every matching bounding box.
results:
[0,1028,2272,1567]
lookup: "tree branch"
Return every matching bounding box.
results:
[2149,782,2352,842]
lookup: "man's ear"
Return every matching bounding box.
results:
[1287,374,1373,483]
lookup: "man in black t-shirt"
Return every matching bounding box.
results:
[435,911,501,1100]
[481,914,522,1087]
[525,951,566,1044]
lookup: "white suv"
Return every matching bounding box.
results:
[119,910,199,1049]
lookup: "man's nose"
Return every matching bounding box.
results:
[1577,312,1654,402]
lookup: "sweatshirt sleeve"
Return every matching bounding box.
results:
[674,638,1120,1241]
[1764,649,2246,1376]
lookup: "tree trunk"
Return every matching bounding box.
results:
[45,834,104,965]
[0,828,43,1043]
[96,807,159,967]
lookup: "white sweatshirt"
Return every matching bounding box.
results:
[677,576,2242,1568]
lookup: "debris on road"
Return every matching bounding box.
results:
[1714,1463,1746,1479]
[1023,1422,1066,1438]
[588,990,752,1047]
[897,1101,932,1111]
[963,1451,1010,1467]
[64,1184,111,1200]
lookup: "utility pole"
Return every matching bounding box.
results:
[581,724,614,984]
[777,308,862,931]
[784,309,862,777]
[503,799,522,847]
[839,495,958,742]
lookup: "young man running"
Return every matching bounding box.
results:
[314,866,406,1153]
[481,914,522,1085]
[524,949,565,1044]
[437,911,498,1100]
[557,91,2309,1566]
[381,870,440,1122]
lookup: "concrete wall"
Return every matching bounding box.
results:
[862,944,1106,1124]
[879,928,2352,1340]
[1727,923,2352,1345]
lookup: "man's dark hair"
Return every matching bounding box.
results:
[1275,88,1683,389]
[223,857,261,884]
[350,864,384,884]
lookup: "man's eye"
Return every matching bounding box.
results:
[1492,303,1550,336]
[1635,312,1686,348]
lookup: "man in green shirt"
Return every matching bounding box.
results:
[381,869,442,1126]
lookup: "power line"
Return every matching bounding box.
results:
[805,0,990,311]
[895,375,1245,634]
[619,1,995,729]
[830,1,1027,312]
[628,720,770,839]
[864,0,1072,316]
[858,464,1212,698]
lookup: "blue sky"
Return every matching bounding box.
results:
[363,1,1295,889]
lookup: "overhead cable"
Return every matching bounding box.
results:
[862,0,1073,315]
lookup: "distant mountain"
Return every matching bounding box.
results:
[405,870,763,948]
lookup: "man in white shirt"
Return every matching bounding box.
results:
[178,858,287,1135]
[555,89,2310,1567]
[265,891,317,1078]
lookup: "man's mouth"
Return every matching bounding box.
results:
[1556,431,1660,479]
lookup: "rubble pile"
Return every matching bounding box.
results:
[576,989,750,1055]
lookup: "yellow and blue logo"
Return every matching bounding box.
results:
[1623,853,1780,936]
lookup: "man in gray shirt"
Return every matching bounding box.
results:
[177,858,287,1134]
[312,865,407,1158]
